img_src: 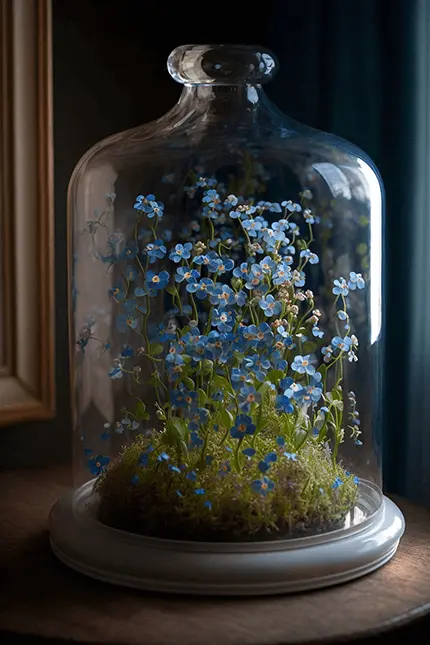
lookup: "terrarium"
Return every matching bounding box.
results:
[50,44,404,594]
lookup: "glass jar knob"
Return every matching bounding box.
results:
[167,44,278,86]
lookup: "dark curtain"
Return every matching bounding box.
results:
[265,0,428,502]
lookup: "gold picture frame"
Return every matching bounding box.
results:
[0,0,54,425]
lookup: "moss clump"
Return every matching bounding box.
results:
[94,425,359,542]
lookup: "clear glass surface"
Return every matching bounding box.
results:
[69,45,383,542]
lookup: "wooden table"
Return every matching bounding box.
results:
[1,467,430,645]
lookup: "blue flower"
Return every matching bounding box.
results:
[235,289,247,307]
[146,270,169,290]
[300,249,319,264]
[233,262,250,279]
[259,256,277,274]
[312,326,324,338]
[131,474,140,485]
[282,200,302,212]
[109,284,125,301]
[273,262,291,285]
[204,500,213,509]
[258,460,270,473]
[157,452,170,462]
[189,431,204,448]
[169,465,181,474]
[265,451,278,463]
[134,194,155,212]
[202,189,222,209]
[119,243,139,260]
[186,470,197,481]
[186,277,214,300]
[332,336,352,352]
[88,455,110,476]
[303,208,315,224]
[244,322,273,348]
[116,314,138,333]
[134,286,146,297]
[218,461,231,477]
[194,488,206,495]
[108,365,123,379]
[230,414,256,439]
[242,218,262,237]
[275,393,294,413]
[208,284,236,308]
[231,367,252,389]
[291,354,315,375]
[211,256,234,275]
[348,271,365,290]
[251,476,275,496]
[259,295,282,317]
[332,277,349,296]
[239,385,261,412]
[224,194,238,208]
[188,407,209,431]
[276,436,285,447]
[304,380,323,403]
[211,308,235,332]
[332,476,343,489]
[169,243,193,263]
[284,452,297,461]
[175,267,198,283]
[293,270,306,287]
[166,343,184,365]
[145,239,167,263]
[171,388,196,408]
[242,447,256,457]
[337,310,348,321]
[353,475,360,485]
[145,200,164,218]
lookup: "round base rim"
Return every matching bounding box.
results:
[49,483,405,596]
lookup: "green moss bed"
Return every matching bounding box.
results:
[94,428,359,542]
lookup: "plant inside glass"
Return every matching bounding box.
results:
[83,173,365,542]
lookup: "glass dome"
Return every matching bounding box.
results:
[69,44,384,544]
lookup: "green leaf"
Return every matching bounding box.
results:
[216,407,234,430]
[182,376,195,390]
[266,369,284,385]
[199,359,213,375]
[135,401,149,421]
[212,374,234,396]
[150,343,164,356]
[169,417,187,439]
[197,388,207,405]
[165,285,178,296]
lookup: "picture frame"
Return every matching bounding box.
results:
[0,0,54,425]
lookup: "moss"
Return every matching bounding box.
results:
[94,421,359,542]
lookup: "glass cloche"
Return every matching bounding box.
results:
[50,45,404,594]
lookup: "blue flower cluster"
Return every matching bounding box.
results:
[91,175,367,498]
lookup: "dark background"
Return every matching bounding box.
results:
[0,0,416,501]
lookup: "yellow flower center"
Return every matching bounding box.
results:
[261,482,268,490]
[238,424,246,433]
[152,275,160,283]
[302,360,308,366]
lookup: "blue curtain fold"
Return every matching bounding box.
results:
[265,0,428,501]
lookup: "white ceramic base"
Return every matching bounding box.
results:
[49,480,405,595]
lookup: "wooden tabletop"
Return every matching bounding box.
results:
[1,467,430,645]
